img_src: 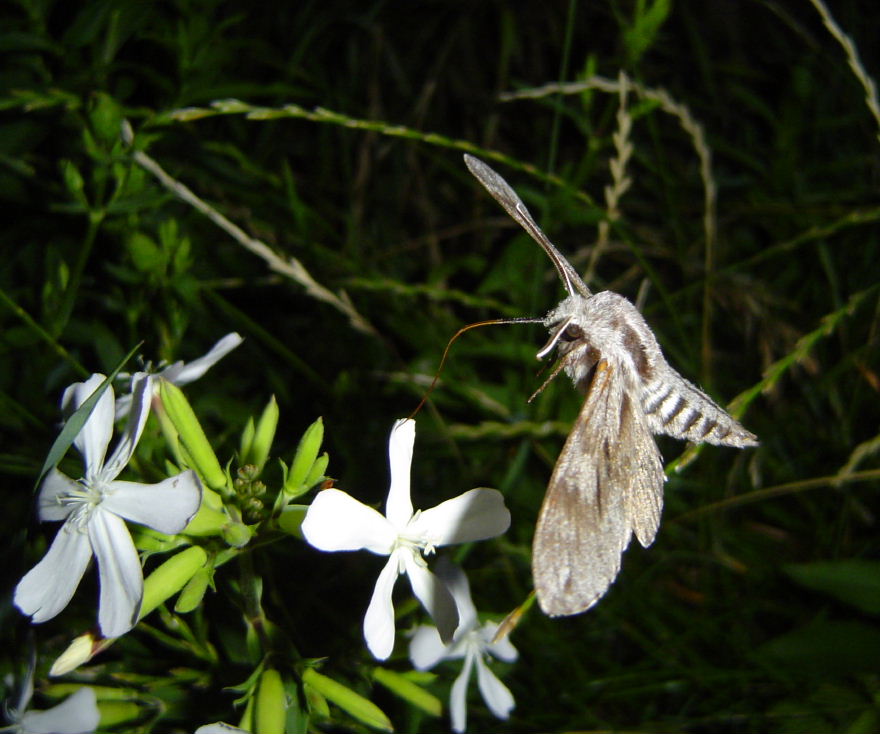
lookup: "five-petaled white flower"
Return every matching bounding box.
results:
[14,373,202,638]
[301,418,510,660]
[114,332,243,420]
[409,560,518,733]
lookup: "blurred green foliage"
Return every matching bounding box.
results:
[1,0,879,731]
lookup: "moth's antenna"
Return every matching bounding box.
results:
[408,316,543,419]
[463,154,591,298]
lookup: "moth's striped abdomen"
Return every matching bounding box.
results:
[641,373,758,448]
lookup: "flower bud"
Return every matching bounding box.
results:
[239,417,255,466]
[277,505,308,537]
[303,452,329,490]
[174,565,212,613]
[140,546,208,620]
[254,669,286,734]
[184,502,229,537]
[284,417,324,496]
[372,667,442,717]
[221,521,253,548]
[249,395,279,470]
[159,381,227,490]
[49,632,98,676]
[302,668,392,732]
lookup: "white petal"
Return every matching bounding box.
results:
[363,555,401,660]
[475,654,515,720]
[102,373,152,480]
[62,375,113,474]
[102,471,202,534]
[194,725,250,734]
[164,332,243,385]
[408,625,449,670]
[89,509,142,637]
[436,559,478,631]
[485,623,518,663]
[302,489,395,554]
[20,687,100,734]
[14,520,92,623]
[112,391,133,423]
[449,652,475,733]
[405,556,458,644]
[411,488,510,546]
[36,468,79,522]
[385,419,415,527]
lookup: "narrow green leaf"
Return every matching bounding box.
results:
[36,341,142,491]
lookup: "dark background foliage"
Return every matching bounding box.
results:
[1,0,879,732]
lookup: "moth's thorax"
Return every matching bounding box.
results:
[542,291,662,390]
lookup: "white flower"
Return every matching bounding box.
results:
[409,561,518,733]
[14,373,202,638]
[301,419,510,660]
[8,649,100,734]
[194,724,248,734]
[114,332,243,419]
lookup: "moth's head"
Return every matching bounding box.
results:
[534,295,599,389]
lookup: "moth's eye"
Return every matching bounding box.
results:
[560,324,584,341]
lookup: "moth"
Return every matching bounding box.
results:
[464,154,758,617]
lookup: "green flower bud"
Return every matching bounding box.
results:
[140,546,208,620]
[302,668,392,732]
[183,502,229,537]
[284,417,324,494]
[132,526,188,553]
[277,505,308,537]
[95,700,141,728]
[88,92,122,146]
[239,416,255,466]
[303,452,329,490]
[60,160,87,206]
[373,667,442,717]
[221,520,253,548]
[159,381,227,490]
[238,695,255,732]
[250,395,279,470]
[255,669,286,734]
[174,565,212,613]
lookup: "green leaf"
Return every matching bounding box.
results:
[784,560,880,614]
[756,620,880,676]
[36,342,142,491]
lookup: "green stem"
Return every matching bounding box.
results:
[0,285,88,377]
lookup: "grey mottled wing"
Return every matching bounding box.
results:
[532,361,665,617]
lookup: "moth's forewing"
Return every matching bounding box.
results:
[533,360,665,616]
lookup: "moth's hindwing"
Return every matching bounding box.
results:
[532,360,665,616]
